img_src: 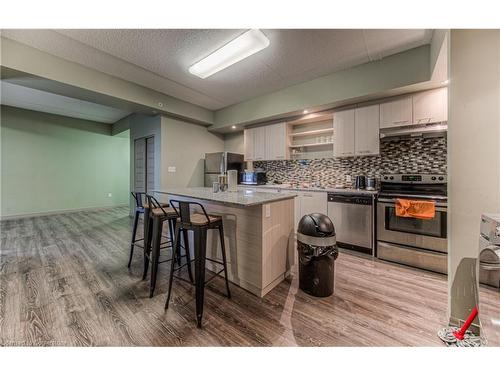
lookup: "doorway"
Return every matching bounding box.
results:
[134,136,155,193]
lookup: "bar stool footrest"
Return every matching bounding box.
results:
[204,268,225,286]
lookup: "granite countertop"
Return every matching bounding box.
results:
[238,184,378,195]
[154,187,297,207]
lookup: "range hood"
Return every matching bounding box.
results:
[380,123,447,141]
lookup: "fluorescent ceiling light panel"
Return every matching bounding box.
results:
[189,29,270,79]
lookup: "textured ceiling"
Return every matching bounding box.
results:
[1,29,433,110]
[1,81,131,123]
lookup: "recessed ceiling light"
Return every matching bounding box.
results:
[303,110,309,114]
[189,29,270,79]
[231,125,236,129]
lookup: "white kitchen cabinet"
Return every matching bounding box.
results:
[355,104,380,156]
[380,96,413,129]
[265,122,289,160]
[253,127,267,161]
[295,191,328,229]
[333,109,355,157]
[244,122,288,161]
[412,87,447,125]
[243,128,255,161]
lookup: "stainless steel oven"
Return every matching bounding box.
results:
[377,197,447,252]
[376,174,448,274]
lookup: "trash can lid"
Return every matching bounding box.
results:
[480,245,500,264]
[298,213,335,237]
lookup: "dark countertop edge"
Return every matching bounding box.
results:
[154,190,297,208]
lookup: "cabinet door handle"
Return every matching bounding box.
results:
[416,117,431,123]
[394,120,408,125]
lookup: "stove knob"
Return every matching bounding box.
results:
[438,176,444,181]
[384,176,388,180]
[431,176,437,181]
[389,176,394,180]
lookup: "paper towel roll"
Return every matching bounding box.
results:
[227,170,238,192]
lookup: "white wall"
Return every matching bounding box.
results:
[448,30,500,323]
[161,117,224,188]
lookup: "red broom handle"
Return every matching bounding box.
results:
[453,306,479,340]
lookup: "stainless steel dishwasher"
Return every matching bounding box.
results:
[327,193,374,255]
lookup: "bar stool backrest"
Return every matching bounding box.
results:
[131,191,146,209]
[169,199,210,226]
[145,194,170,215]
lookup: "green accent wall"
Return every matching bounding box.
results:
[212,45,431,131]
[0,105,130,218]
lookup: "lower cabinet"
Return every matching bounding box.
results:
[249,187,328,231]
[294,191,328,229]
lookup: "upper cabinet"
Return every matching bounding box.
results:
[244,122,288,161]
[244,128,255,161]
[354,104,380,156]
[380,96,413,129]
[412,87,447,125]
[333,109,355,157]
[380,87,448,128]
[333,105,379,157]
[253,126,267,161]
[243,88,446,161]
[265,122,289,160]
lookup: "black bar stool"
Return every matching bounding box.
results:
[128,191,169,269]
[165,199,231,328]
[146,194,193,298]
[128,191,147,268]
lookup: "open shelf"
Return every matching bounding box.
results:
[287,112,334,160]
[290,128,334,137]
[290,141,333,148]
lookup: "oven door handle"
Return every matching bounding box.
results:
[377,198,448,210]
[378,193,447,201]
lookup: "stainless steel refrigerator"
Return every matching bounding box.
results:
[204,152,244,187]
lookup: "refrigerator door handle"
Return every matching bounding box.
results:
[220,152,226,174]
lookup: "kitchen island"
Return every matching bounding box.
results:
[154,187,297,297]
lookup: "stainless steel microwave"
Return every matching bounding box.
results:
[240,171,267,185]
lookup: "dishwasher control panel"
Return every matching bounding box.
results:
[327,193,373,205]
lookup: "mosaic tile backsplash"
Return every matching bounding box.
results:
[254,137,447,188]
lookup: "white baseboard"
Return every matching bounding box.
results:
[0,204,129,221]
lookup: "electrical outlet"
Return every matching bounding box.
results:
[346,175,352,182]
[107,193,112,197]
[168,166,176,173]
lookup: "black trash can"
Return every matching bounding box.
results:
[297,213,338,297]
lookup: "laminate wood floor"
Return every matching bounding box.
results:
[1,207,499,346]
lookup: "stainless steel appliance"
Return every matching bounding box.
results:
[327,193,374,255]
[377,174,448,273]
[240,170,267,185]
[478,213,500,345]
[366,177,377,191]
[354,175,366,190]
[204,152,244,188]
[380,123,447,141]
[479,213,500,288]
